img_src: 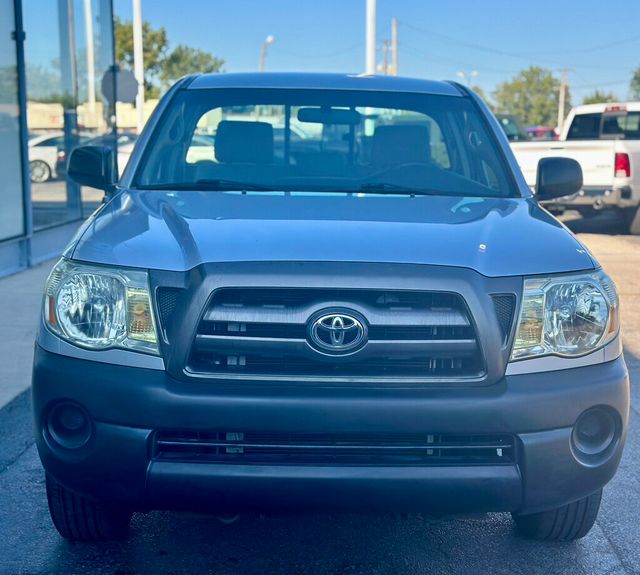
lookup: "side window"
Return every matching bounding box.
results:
[427,118,450,169]
[481,160,499,191]
[35,136,63,148]
[602,112,640,139]
[186,108,221,164]
[566,114,601,140]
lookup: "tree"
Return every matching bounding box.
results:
[492,67,568,127]
[630,67,640,100]
[114,17,224,98]
[470,85,491,107]
[158,45,224,87]
[114,17,168,97]
[582,90,617,105]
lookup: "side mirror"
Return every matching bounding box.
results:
[535,157,582,201]
[68,145,116,193]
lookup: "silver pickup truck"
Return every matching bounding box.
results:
[33,73,628,545]
[512,102,640,234]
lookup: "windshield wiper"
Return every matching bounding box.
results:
[347,182,441,196]
[136,179,275,191]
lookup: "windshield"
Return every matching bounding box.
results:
[134,88,517,197]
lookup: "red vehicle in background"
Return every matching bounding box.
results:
[526,126,558,141]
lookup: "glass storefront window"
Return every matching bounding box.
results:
[0,0,26,240]
[24,0,116,230]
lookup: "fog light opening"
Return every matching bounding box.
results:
[571,407,618,463]
[46,401,93,450]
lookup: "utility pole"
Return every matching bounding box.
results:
[557,69,569,134]
[366,0,376,74]
[391,17,398,76]
[132,0,145,134]
[381,40,391,75]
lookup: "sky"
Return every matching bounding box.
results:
[111,0,640,104]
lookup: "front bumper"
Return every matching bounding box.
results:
[32,345,629,515]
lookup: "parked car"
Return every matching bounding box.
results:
[34,73,628,543]
[526,126,558,141]
[511,102,640,233]
[28,132,64,183]
[495,113,530,142]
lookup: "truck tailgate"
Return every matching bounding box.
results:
[511,140,616,188]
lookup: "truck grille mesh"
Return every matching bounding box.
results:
[153,430,516,466]
[491,294,516,344]
[187,288,485,381]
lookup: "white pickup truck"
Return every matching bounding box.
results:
[511,102,640,234]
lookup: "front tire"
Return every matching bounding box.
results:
[512,489,602,541]
[29,160,51,183]
[45,473,132,541]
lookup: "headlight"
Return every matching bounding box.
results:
[43,259,158,354]
[511,270,619,361]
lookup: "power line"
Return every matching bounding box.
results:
[518,34,640,56]
[572,79,631,90]
[401,20,561,63]
[400,20,639,69]
[273,42,362,60]
[400,43,521,75]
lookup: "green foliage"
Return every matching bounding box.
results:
[492,67,568,127]
[470,85,490,107]
[0,66,18,104]
[582,90,617,105]
[114,17,224,98]
[158,45,224,87]
[23,64,63,103]
[114,16,167,97]
[630,68,640,100]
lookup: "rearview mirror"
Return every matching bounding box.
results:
[535,157,582,201]
[297,107,361,125]
[68,145,116,193]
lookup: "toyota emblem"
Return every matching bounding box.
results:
[308,311,367,354]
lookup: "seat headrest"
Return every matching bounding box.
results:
[370,124,431,166]
[215,121,274,164]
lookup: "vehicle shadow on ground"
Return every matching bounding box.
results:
[560,211,629,235]
[44,509,597,575]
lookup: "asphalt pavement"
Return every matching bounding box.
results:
[0,213,639,575]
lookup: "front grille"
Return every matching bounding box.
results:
[188,288,485,381]
[153,430,516,466]
[156,287,182,336]
[491,294,516,344]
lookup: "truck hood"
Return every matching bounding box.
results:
[68,190,596,277]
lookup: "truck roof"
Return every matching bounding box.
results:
[187,72,464,97]
[571,102,640,115]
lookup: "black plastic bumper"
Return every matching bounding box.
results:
[32,345,629,515]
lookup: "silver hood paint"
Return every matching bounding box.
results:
[68,190,596,277]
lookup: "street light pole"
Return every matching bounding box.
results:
[456,70,478,86]
[132,0,145,133]
[366,0,376,74]
[259,35,275,72]
[83,0,95,117]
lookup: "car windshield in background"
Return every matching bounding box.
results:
[134,89,517,197]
